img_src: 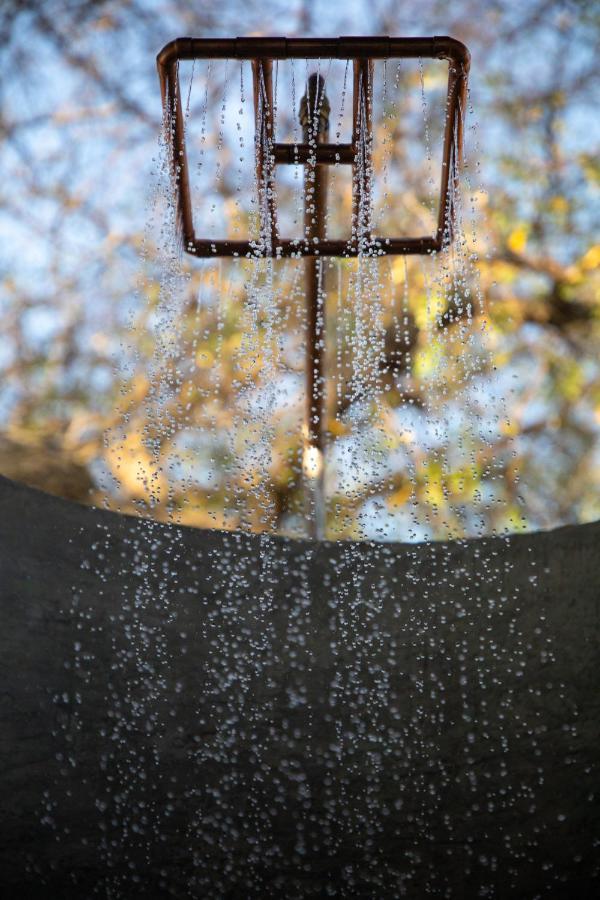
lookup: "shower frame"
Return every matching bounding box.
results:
[157,35,470,536]
[157,35,469,259]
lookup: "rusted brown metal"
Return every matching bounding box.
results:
[185,236,438,258]
[300,74,329,452]
[157,36,470,65]
[156,35,470,259]
[156,35,470,535]
[160,57,195,248]
[352,58,374,250]
[300,73,330,537]
[251,59,278,252]
[436,60,467,247]
[273,143,354,165]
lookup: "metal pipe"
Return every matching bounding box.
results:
[157,36,470,66]
[300,73,330,538]
[435,59,468,247]
[162,59,195,249]
[157,36,469,262]
[187,236,439,258]
[352,58,374,250]
[273,143,354,165]
[252,59,278,252]
[154,35,472,539]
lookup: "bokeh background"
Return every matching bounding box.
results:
[1,0,599,538]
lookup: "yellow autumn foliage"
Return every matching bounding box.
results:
[108,432,167,500]
[581,245,600,271]
[507,225,528,254]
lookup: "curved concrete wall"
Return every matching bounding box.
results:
[0,474,598,898]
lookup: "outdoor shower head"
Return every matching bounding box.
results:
[156,35,470,259]
[156,35,471,539]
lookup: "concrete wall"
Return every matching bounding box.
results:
[0,474,598,898]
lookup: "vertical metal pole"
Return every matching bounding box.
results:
[352,59,374,249]
[300,73,330,539]
[252,58,278,252]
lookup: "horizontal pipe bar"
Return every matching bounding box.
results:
[186,237,440,258]
[273,143,354,164]
[157,36,470,69]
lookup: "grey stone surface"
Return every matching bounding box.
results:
[0,473,598,898]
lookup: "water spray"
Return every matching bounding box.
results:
[157,35,469,537]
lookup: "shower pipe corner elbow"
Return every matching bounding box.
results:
[433,36,470,73]
[156,38,195,74]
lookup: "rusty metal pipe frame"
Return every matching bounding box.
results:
[157,35,470,259]
[157,35,470,535]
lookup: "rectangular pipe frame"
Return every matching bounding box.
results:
[157,36,470,259]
